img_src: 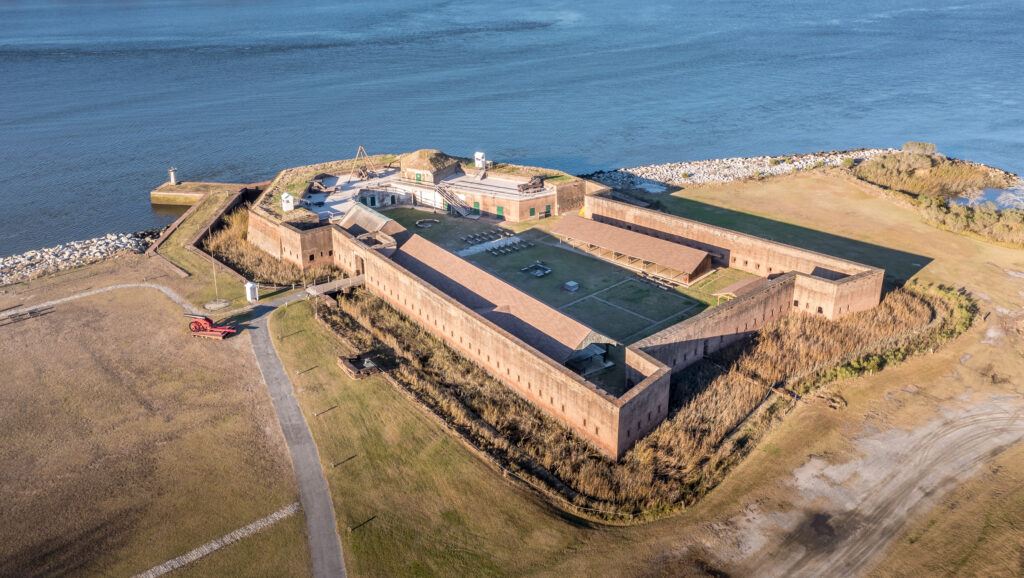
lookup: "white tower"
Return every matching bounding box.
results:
[168,167,179,185]
[474,152,486,169]
[281,192,295,212]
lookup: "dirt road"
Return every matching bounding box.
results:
[717,396,1024,577]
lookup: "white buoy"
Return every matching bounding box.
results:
[168,167,179,185]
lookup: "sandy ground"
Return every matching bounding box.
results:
[708,393,1024,576]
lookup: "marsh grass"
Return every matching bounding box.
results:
[203,206,342,286]
[853,152,1014,200]
[317,283,973,520]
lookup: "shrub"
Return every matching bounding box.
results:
[854,152,1014,199]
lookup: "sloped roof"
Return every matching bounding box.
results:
[400,149,460,172]
[337,204,406,236]
[391,235,597,363]
[552,215,710,276]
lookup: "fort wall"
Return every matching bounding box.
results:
[331,231,668,458]
[636,274,797,374]
[585,194,874,281]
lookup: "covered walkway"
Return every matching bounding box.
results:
[551,215,712,285]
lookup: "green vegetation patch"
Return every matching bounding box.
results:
[157,191,246,306]
[601,279,700,321]
[270,302,577,575]
[386,208,503,251]
[561,297,652,342]
[468,242,632,308]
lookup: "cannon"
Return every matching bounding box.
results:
[185,314,237,340]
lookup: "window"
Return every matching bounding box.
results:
[595,426,599,435]
[817,306,824,314]
[309,254,314,262]
[529,207,536,217]
[328,250,333,256]
[561,404,565,412]
[793,300,799,307]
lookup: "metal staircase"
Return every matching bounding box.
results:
[435,182,478,218]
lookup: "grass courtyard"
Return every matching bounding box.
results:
[466,238,703,343]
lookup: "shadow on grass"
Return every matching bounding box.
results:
[626,193,932,288]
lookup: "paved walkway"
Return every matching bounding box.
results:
[3,284,346,577]
[134,502,300,578]
[249,296,347,578]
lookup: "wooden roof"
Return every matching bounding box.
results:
[392,235,598,363]
[552,215,710,276]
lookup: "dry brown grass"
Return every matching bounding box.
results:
[317,283,972,520]
[203,206,342,286]
[853,152,1015,199]
[0,288,305,576]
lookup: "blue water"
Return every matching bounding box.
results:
[2,0,1022,256]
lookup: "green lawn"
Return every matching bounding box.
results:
[601,279,701,321]
[468,241,632,308]
[561,298,652,342]
[269,302,583,576]
[386,208,511,251]
[676,267,758,306]
[157,191,246,307]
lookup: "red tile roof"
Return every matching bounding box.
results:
[551,215,710,276]
[392,235,597,363]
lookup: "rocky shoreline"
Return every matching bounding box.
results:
[586,148,896,191]
[0,229,162,287]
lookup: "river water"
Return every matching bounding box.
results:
[1,0,1022,256]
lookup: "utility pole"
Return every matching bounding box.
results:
[212,260,219,300]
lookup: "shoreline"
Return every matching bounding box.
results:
[583,148,897,191]
[4,148,1020,287]
[0,229,162,288]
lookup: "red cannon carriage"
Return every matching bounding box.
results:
[185,314,237,340]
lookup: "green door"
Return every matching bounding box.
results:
[415,173,422,182]
[473,201,480,215]
[544,204,551,217]
[496,206,504,219]
[529,207,536,217]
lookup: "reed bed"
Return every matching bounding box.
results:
[318,283,973,520]
[203,206,341,285]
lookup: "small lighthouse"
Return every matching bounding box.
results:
[168,167,179,185]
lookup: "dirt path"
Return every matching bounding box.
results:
[0,282,194,319]
[717,396,1024,577]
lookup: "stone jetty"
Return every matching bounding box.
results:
[0,229,161,287]
[588,148,895,191]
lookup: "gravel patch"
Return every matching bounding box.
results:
[0,229,161,287]
[587,148,896,191]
